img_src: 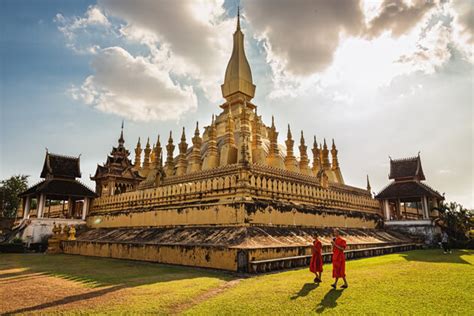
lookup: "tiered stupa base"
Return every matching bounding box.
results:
[62,225,418,273]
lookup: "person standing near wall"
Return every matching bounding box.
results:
[309,233,323,283]
[441,231,452,254]
[331,229,348,289]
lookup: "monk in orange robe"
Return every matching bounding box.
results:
[331,229,348,289]
[309,233,323,282]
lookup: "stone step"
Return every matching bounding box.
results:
[248,243,421,273]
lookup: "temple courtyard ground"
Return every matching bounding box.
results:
[0,249,472,315]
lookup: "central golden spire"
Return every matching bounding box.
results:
[221,7,255,101]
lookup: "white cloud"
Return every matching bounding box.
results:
[69,47,197,121]
[84,5,110,26]
[58,0,238,121]
[55,5,111,54]
[99,0,235,102]
[396,21,452,73]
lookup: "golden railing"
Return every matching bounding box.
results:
[90,164,380,214]
[248,167,380,214]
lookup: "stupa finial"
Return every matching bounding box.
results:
[237,5,241,30]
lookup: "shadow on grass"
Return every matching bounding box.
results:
[0,271,31,279]
[400,249,472,265]
[7,284,128,315]
[1,253,233,286]
[315,289,343,313]
[0,272,50,284]
[291,282,319,300]
[1,253,233,314]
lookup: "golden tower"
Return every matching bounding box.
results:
[221,7,255,102]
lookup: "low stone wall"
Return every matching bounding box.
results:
[385,220,441,245]
[62,240,238,271]
[20,218,85,245]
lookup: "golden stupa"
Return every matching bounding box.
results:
[62,11,412,273]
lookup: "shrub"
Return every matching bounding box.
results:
[11,237,23,244]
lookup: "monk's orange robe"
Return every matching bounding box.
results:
[309,240,323,273]
[332,237,347,278]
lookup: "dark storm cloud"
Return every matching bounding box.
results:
[243,0,365,75]
[366,0,437,38]
[243,0,451,76]
[453,0,474,43]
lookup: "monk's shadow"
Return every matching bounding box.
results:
[290,282,319,300]
[315,289,343,313]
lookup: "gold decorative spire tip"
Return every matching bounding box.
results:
[194,122,200,136]
[237,5,241,30]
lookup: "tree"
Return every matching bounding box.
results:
[0,175,29,218]
[434,201,473,248]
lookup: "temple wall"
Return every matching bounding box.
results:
[89,167,380,214]
[248,209,376,229]
[87,204,245,228]
[62,240,238,271]
[87,163,381,229]
[246,246,311,261]
[87,202,378,229]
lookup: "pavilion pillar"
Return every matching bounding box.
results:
[37,194,46,218]
[67,197,73,218]
[421,196,429,220]
[81,198,89,220]
[432,198,439,217]
[383,200,390,220]
[396,198,402,219]
[109,182,115,196]
[23,196,31,219]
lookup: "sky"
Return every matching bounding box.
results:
[0,0,472,208]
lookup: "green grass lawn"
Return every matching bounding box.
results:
[186,249,474,315]
[1,249,473,315]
